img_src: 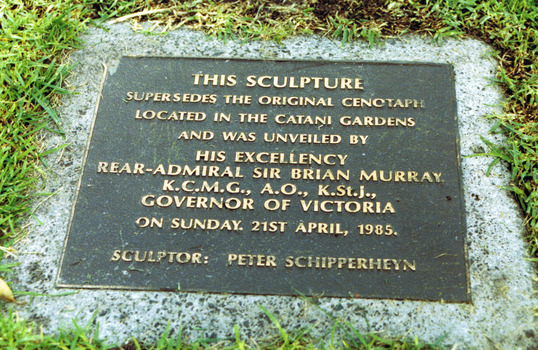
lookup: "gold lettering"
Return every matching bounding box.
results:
[360,170,445,184]
[110,250,121,261]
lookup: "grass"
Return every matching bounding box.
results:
[0,0,87,258]
[0,0,537,348]
[0,305,440,349]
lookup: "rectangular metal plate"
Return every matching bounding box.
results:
[57,57,470,302]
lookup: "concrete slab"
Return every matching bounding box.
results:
[6,22,537,349]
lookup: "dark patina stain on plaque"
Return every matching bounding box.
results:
[57,57,470,302]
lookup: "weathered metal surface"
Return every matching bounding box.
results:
[57,57,470,302]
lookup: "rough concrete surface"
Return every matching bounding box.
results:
[6,22,537,349]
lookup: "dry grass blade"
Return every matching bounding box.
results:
[0,276,15,302]
[111,7,178,23]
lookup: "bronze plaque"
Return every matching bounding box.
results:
[57,57,470,302]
